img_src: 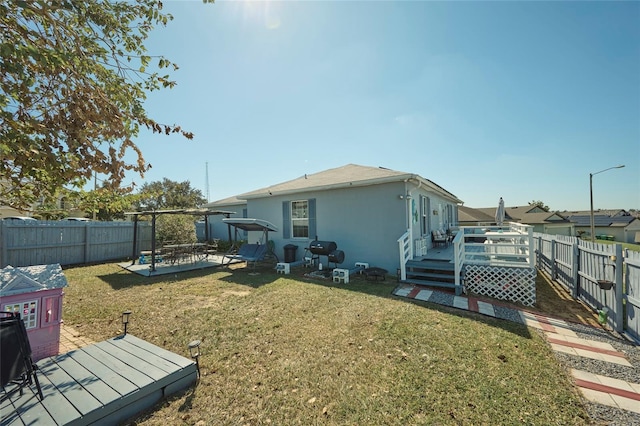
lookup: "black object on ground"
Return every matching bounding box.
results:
[363,267,388,281]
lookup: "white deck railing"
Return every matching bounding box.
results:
[457,223,534,267]
[456,223,536,305]
[397,230,412,281]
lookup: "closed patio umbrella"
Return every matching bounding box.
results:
[495,197,505,226]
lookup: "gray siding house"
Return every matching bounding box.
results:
[206,164,462,274]
[474,205,574,236]
[199,195,247,242]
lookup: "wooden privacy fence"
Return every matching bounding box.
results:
[533,232,639,343]
[0,221,152,268]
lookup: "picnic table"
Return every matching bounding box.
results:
[162,243,207,265]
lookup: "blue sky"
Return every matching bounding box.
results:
[128,0,639,211]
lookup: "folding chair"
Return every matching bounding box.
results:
[1,311,44,403]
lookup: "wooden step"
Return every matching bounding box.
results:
[406,260,454,271]
[406,270,455,281]
[404,279,459,290]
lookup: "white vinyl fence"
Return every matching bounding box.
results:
[0,220,152,268]
[534,232,639,343]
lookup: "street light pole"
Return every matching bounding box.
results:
[590,165,625,242]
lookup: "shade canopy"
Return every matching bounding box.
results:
[222,218,278,232]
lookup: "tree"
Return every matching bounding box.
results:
[0,0,212,211]
[135,178,206,210]
[156,214,197,246]
[76,187,144,221]
[529,200,550,212]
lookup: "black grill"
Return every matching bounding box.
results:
[328,250,345,264]
[308,241,337,256]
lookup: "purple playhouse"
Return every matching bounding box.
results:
[0,264,68,361]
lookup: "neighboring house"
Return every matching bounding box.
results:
[626,218,640,245]
[206,164,463,273]
[457,205,495,226]
[562,209,637,243]
[473,204,574,236]
[202,195,247,241]
[0,183,83,220]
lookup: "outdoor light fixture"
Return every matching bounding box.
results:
[188,339,202,377]
[122,310,132,335]
[589,165,624,242]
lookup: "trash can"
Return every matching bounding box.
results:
[283,244,298,263]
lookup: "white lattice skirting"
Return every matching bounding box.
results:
[464,265,536,306]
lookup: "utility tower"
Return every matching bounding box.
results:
[205,162,210,202]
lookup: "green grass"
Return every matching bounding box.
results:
[62,263,590,425]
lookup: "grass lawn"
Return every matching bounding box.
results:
[62,263,591,425]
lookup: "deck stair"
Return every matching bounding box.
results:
[404,259,458,291]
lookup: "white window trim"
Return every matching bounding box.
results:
[291,199,309,239]
[4,300,38,329]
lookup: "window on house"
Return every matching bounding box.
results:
[291,200,309,238]
[283,198,316,239]
[421,196,431,236]
[4,300,38,329]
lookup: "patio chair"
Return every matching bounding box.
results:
[1,311,44,403]
[431,230,448,248]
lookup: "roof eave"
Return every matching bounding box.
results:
[241,174,416,200]
[242,173,463,204]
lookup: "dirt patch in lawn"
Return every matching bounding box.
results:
[471,271,601,327]
[533,271,601,327]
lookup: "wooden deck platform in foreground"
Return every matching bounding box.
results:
[1,334,197,425]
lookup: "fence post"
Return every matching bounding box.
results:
[0,222,6,268]
[613,243,624,333]
[571,238,579,299]
[528,227,534,267]
[550,239,557,280]
[84,222,91,264]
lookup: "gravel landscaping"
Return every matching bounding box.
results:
[542,324,640,426]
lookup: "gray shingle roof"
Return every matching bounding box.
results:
[458,206,495,223]
[567,214,635,227]
[232,164,462,203]
[473,205,569,225]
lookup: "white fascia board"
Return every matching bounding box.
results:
[241,174,415,200]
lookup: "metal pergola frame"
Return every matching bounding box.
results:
[125,208,235,273]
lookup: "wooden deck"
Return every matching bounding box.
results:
[1,334,197,425]
[421,244,455,262]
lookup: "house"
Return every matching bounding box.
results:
[0,263,68,361]
[458,205,499,226]
[473,204,574,236]
[562,209,637,242]
[198,195,246,242]
[206,164,463,273]
[627,218,640,245]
